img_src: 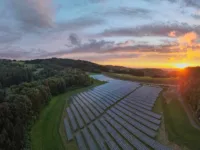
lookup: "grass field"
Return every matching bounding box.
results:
[31,81,105,150]
[153,89,200,150]
[105,73,177,85]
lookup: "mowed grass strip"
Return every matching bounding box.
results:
[31,81,105,150]
[104,73,177,85]
[153,89,200,150]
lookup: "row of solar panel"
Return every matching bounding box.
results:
[73,112,171,150]
[63,78,171,150]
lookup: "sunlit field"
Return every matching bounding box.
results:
[105,73,178,85]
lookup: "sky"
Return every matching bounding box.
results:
[0,0,200,68]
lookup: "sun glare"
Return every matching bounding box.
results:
[175,63,189,69]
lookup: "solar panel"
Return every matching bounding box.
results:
[82,127,98,150]
[63,118,73,141]
[75,96,95,120]
[94,120,120,150]
[107,110,157,138]
[75,131,87,150]
[66,107,78,131]
[118,102,161,125]
[77,94,100,117]
[88,124,107,150]
[100,118,133,150]
[64,75,171,150]
[80,92,104,113]
[73,99,90,124]
[104,114,149,150]
[114,105,159,130]
[70,104,84,128]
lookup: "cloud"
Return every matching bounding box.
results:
[2,35,199,63]
[98,23,199,37]
[0,46,28,59]
[57,17,105,31]
[167,31,200,63]
[178,32,198,46]
[102,43,180,54]
[168,31,176,37]
[105,7,152,18]
[117,40,135,47]
[144,0,200,9]
[67,39,114,54]
[61,52,140,62]
[68,33,81,46]
[176,32,200,61]
[38,39,114,58]
[0,33,21,44]
[0,25,22,44]
[0,46,48,59]
[191,10,200,19]
[39,38,181,59]
[181,0,200,9]
[8,0,54,31]
[89,0,105,3]
[192,14,200,19]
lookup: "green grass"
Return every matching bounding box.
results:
[164,100,200,150]
[31,81,105,150]
[104,73,177,85]
[153,92,164,114]
[153,90,200,150]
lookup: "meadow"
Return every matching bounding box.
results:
[153,89,200,150]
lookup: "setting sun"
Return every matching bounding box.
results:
[175,63,189,69]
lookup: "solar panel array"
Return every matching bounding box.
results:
[63,75,171,150]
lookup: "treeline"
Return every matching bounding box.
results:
[0,60,33,88]
[105,65,177,78]
[25,58,176,78]
[25,58,108,73]
[179,67,200,121]
[0,71,93,150]
[0,59,94,150]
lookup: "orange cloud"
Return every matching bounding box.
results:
[178,32,197,46]
[168,31,200,66]
[168,31,176,37]
[186,48,200,60]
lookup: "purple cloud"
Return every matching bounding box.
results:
[8,0,54,31]
[57,17,105,31]
[98,22,200,37]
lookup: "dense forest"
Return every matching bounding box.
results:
[0,59,94,150]
[179,67,200,121]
